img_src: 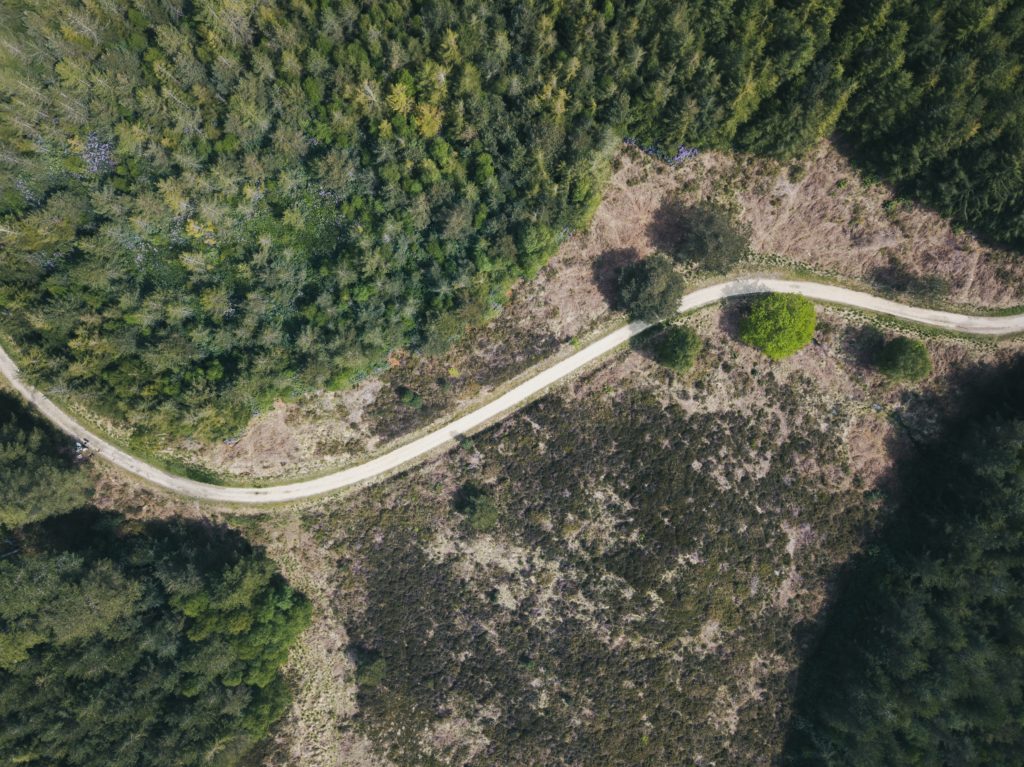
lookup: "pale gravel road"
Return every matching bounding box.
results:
[3,278,1023,505]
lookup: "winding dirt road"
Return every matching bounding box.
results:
[3,278,1023,504]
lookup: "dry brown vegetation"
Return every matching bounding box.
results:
[83,302,1019,767]
[674,142,1024,307]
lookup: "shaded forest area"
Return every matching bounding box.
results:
[0,393,310,767]
[1,0,1021,440]
[784,359,1024,765]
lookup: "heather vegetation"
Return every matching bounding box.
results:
[277,327,1024,766]
[2,0,1021,440]
[311,359,879,765]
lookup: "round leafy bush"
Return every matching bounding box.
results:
[876,336,931,381]
[653,325,703,372]
[740,293,816,359]
[618,253,687,321]
[674,203,751,273]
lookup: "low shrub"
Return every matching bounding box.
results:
[876,336,931,381]
[740,294,816,360]
[653,325,703,372]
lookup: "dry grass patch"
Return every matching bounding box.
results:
[672,142,1024,308]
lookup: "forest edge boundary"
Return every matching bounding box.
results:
[3,278,1024,506]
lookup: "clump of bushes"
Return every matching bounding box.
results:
[398,386,424,410]
[673,203,751,274]
[468,497,500,533]
[354,655,388,689]
[740,293,816,360]
[653,325,703,372]
[455,482,500,533]
[618,253,686,321]
[875,336,931,381]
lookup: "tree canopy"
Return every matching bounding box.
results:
[652,325,703,372]
[672,203,750,274]
[740,294,816,360]
[618,254,687,322]
[737,0,1024,247]
[1,391,92,527]
[876,336,932,381]
[785,410,1024,765]
[0,512,311,767]
[0,0,1020,441]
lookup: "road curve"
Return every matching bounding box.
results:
[2,278,1023,504]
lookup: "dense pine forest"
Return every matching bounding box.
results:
[0,393,310,766]
[0,390,93,526]
[785,364,1024,765]
[1,0,1021,438]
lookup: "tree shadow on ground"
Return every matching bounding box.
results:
[645,196,689,254]
[592,247,640,309]
[27,507,266,574]
[627,323,665,362]
[451,480,487,513]
[717,296,753,341]
[839,324,886,368]
[868,255,951,300]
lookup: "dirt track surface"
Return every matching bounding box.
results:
[3,278,1023,505]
